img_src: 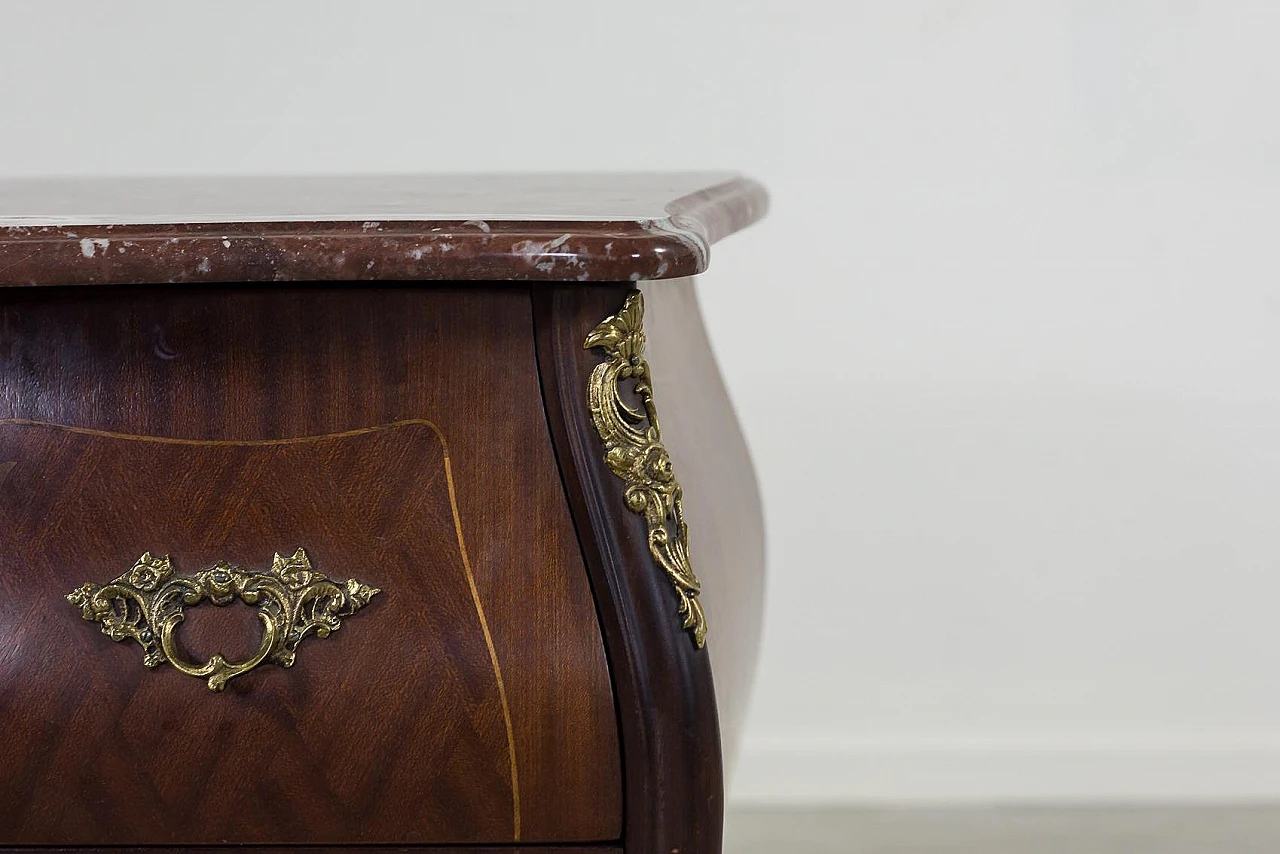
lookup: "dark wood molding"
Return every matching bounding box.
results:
[532,284,725,854]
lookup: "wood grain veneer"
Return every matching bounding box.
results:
[0,286,620,846]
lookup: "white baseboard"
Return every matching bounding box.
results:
[729,736,1280,805]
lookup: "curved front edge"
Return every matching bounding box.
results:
[636,279,767,776]
[533,281,766,854]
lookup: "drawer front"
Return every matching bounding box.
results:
[0,287,621,846]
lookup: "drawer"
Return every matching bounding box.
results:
[0,287,621,846]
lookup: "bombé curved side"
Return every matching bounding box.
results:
[532,280,766,854]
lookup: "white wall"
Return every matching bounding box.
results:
[4,1,1280,803]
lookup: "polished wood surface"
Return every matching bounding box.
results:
[0,286,620,845]
[638,278,767,769]
[0,174,767,286]
[1,422,512,843]
[533,282,767,854]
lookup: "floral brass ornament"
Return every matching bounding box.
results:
[66,548,380,691]
[584,290,707,647]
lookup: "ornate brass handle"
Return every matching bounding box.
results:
[67,548,380,691]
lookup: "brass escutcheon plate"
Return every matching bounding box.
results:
[67,548,380,691]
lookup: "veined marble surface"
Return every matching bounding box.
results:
[0,173,767,286]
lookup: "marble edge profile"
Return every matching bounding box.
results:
[0,177,768,287]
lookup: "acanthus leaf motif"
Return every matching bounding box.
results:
[584,290,708,648]
[67,548,380,691]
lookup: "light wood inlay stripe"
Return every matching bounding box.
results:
[445,456,521,840]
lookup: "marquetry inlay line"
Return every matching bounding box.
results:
[0,417,454,454]
[445,456,521,840]
[0,417,521,839]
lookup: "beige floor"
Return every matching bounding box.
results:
[724,805,1280,853]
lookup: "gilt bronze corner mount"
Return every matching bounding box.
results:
[584,290,707,648]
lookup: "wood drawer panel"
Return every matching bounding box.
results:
[0,287,620,846]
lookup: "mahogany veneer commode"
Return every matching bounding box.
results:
[0,173,768,854]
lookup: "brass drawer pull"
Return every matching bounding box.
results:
[67,548,380,691]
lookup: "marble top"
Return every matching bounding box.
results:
[0,173,766,286]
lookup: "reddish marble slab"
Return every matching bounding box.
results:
[0,174,766,286]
